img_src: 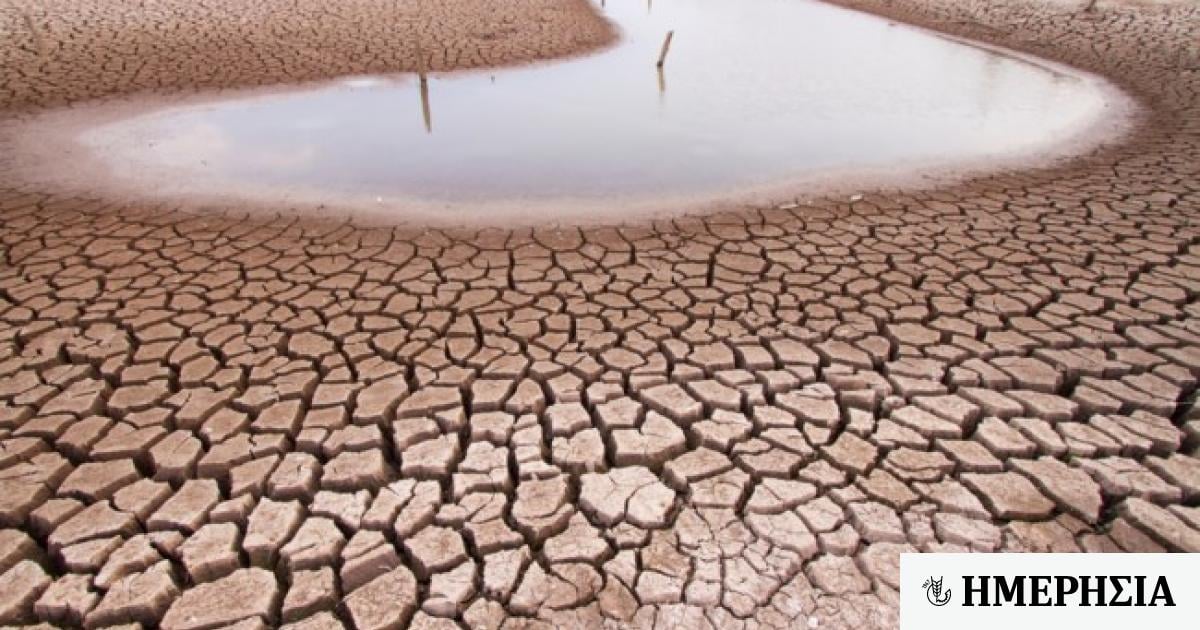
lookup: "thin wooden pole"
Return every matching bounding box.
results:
[1083,0,1099,12]
[419,78,432,133]
[656,31,674,68]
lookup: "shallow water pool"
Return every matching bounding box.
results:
[15,0,1126,222]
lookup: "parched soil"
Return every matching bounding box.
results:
[0,0,616,112]
[0,0,1198,629]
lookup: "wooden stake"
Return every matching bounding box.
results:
[419,78,432,133]
[1083,0,1099,12]
[656,31,674,68]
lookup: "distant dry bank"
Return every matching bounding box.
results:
[0,0,615,112]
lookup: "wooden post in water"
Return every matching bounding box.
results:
[415,41,429,132]
[409,3,431,131]
[419,79,432,133]
[656,31,674,68]
[1083,0,1099,12]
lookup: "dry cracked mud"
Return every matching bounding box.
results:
[0,0,616,112]
[1,0,1199,628]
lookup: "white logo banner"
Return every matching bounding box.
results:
[901,553,1199,630]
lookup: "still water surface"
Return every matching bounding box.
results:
[68,0,1121,219]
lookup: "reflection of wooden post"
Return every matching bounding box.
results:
[656,66,666,95]
[419,77,432,134]
[656,31,674,68]
[1082,0,1099,11]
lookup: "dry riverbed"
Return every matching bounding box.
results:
[0,0,1198,628]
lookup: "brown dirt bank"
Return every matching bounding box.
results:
[0,0,616,113]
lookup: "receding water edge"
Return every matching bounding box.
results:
[0,0,1139,227]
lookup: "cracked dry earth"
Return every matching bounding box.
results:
[0,0,615,112]
[1,0,1200,628]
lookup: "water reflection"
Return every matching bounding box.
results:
[68,0,1117,216]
